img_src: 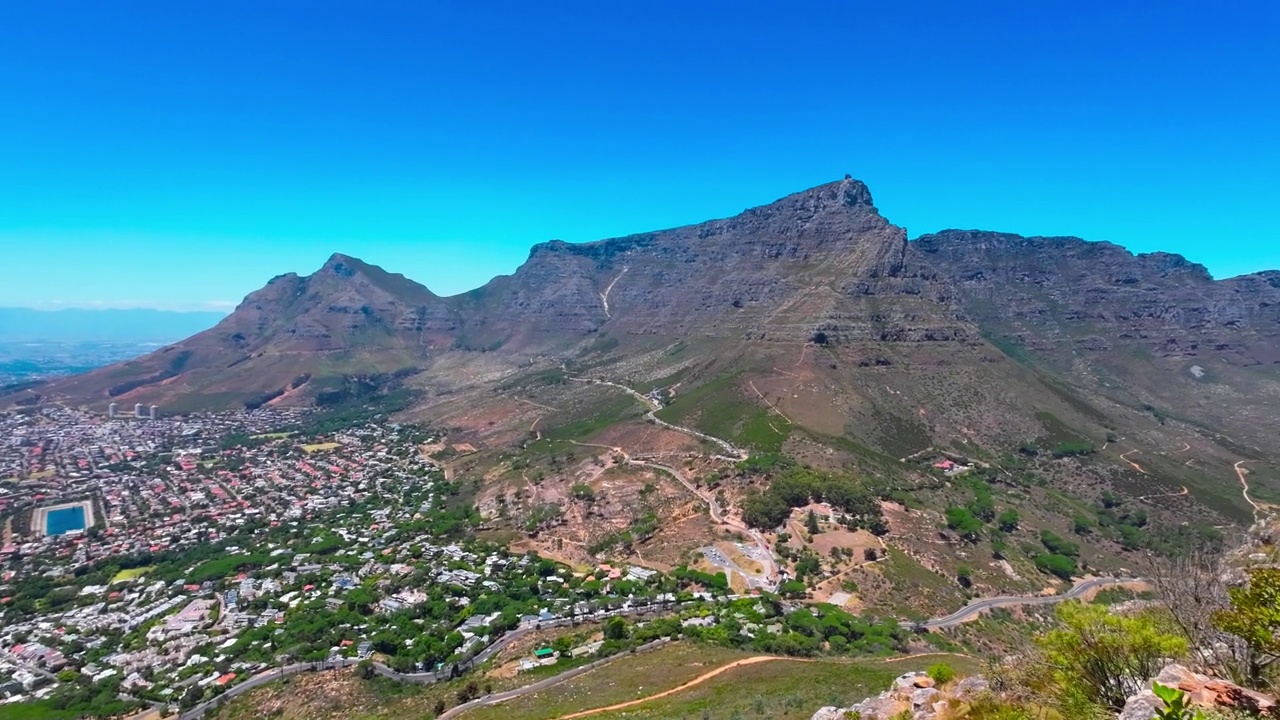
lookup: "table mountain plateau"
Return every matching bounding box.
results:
[11,177,1280,496]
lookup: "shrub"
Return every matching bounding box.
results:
[1040,530,1079,557]
[945,506,984,541]
[1212,567,1280,688]
[1037,603,1186,711]
[927,662,956,684]
[997,508,1020,532]
[1152,682,1208,720]
[1034,553,1077,580]
[1051,441,1095,458]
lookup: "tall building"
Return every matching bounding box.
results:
[149,405,158,420]
[108,402,117,418]
[134,403,145,418]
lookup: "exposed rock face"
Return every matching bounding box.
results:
[1120,664,1279,719]
[463,177,970,347]
[915,230,1280,366]
[812,671,956,720]
[214,253,456,352]
[24,177,1280,433]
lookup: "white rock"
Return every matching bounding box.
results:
[911,687,940,709]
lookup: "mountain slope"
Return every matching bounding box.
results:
[915,230,1280,454]
[15,178,1280,470]
[452,176,967,349]
[25,253,456,410]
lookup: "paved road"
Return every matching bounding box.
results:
[920,576,1140,629]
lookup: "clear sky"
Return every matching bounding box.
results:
[2,1,1277,311]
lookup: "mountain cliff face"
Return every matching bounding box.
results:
[915,230,1280,366]
[456,176,969,347]
[16,178,1280,458]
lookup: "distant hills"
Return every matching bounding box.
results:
[0,307,227,344]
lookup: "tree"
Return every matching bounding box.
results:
[967,481,996,522]
[1148,540,1255,687]
[956,566,973,588]
[603,616,629,641]
[945,507,983,541]
[1213,567,1280,688]
[1035,602,1186,711]
[863,547,878,562]
[457,679,480,703]
[1040,530,1079,557]
[1034,553,1077,580]
[432,698,447,717]
[356,660,375,680]
[997,508,1020,533]
[805,510,820,535]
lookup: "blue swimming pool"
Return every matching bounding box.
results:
[46,506,87,535]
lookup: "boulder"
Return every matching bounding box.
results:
[1119,663,1280,719]
[953,675,990,700]
[1117,690,1164,720]
[911,687,940,709]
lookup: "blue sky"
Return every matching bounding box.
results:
[1,1,1277,310]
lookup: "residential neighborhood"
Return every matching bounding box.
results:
[0,406,820,718]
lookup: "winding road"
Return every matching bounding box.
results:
[1235,460,1261,520]
[567,439,778,589]
[563,372,771,588]
[565,375,748,460]
[920,576,1140,629]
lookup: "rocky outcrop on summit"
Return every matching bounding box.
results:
[210,253,456,353]
[468,177,972,347]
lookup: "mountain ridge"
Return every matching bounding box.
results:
[11,178,1279,471]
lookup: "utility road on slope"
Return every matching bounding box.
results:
[1235,460,1262,520]
[568,440,777,589]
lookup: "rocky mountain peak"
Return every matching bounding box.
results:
[738,175,877,222]
[320,252,372,279]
